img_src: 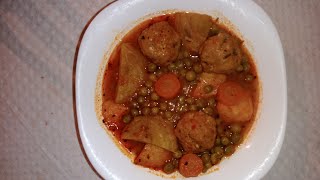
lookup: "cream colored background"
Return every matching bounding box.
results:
[0,0,319,179]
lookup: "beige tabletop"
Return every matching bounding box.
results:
[1,0,319,179]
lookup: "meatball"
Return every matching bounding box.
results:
[200,32,242,73]
[175,112,216,153]
[138,21,181,65]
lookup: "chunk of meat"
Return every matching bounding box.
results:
[138,21,181,65]
[102,100,128,130]
[170,12,213,54]
[122,116,178,153]
[135,144,172,169]
[192,72,226,98]
[217,81,253,122]
[115,43,146,103]
[175,112,216,153]
[200,32,242,73]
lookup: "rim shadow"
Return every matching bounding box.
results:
[72,1,117,179]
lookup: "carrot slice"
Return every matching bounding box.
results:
[179,153,203,177]
[155,73,181,99]
[217,81,246,106]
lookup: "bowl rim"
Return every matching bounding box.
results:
[75,0,287,179]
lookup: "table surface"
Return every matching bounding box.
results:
[1,0,319,179]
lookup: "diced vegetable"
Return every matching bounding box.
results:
[217,81,253,122]
[171,13,213,53]
[192,72,227,98]
[154,73,181,99]
[217,81,247,106]
[122,116,179,152]
[163,161,176,174]
[179,153,203,177]
[217,96,253,122]
[102,100,128,125]
[115,43,146,103]
[135,144,172,168]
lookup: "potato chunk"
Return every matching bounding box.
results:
[217,96,253,122]
[122,116,178,153]
[135,144,172,168]
[192,72,226,98]
[115,43,146,103]
[217,81,253,122]
[171,12,212,54]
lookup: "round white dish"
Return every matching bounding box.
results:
[75,0,287,179]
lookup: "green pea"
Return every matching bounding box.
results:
[236,65,244,72]
[203,107,214,115]
[178,96,185,103]
[210,153,221,165]
[242,62,250,72]
[202,161,213,173]
[131,109,139,116]
[181,106,188,112]
[173,151,182,159]
[151,107,159,114]
[147,63,157,72]
[185,59,193,67]
[132,102,139,108]
[122,114,132,123]
[149,74,157,81]
[142,101,150,107]
[150,92,159,101]
[163,162,175,174]
[189,104,197,111]
[203,85,213,93]
[165,111,173,118]
[217,125,224,135]
[225,130,232,138]
[185,71,197,81]
[139,87,148,96]
[175,60,184,69]
[142,107,150,115]
[159,102,167,111]
[137,96,145,104]
[168,63,176,71]
[196,99,206,108]
[145,80,153,88]
[221,137,230,146]
[179,69,187,77]
[213,146,224,157]
[225,145,235,156]
[215,137,221,146]
[193,64,203,73]
[201,153,211,163]
[156,69,163,76]
[186,97,195,104]
[208,98,216,107]
[231,133,242,144]
[230,124,242,133]
[245,74,254,81]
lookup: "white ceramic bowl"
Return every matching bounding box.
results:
[76,0,287,179]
